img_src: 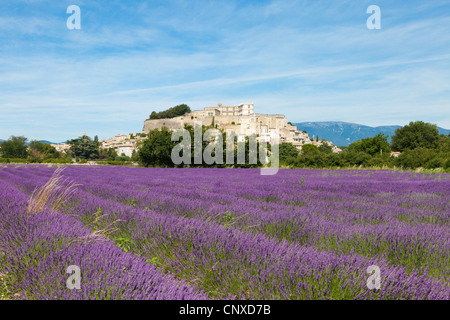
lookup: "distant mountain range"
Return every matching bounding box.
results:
[37,140,62,145]
[3,123,450,149]
[294,122,450,147]
[0,139,62,146]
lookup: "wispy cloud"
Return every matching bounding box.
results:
[0,0,449,141]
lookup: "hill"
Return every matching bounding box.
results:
[0,139,61,146]
[294,122,450,147]
[39,140,61,145]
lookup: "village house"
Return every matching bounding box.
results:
[99,133,144,158]
[390,151,401,157]
[50,143,71,153]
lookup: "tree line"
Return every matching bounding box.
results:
[279,121,450,171]
[0,134,137,164]
[0,137,69,163]
[148,104,191,120]
[137,124,265,168]
[137,121,450,171]
[2,120,449,170]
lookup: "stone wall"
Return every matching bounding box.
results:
[141,105,342,153]
[143,117,186,132]
[142,114,243,133]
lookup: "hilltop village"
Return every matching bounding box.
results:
[3,105,446,171]
[83,103,341,157]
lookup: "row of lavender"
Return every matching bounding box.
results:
[0,168,207,299]
[1,165,449,299]
[43,166,450,280]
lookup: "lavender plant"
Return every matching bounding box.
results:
[0,165,449,299]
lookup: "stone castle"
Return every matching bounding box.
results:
[142,103,341,152]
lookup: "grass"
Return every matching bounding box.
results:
[27,167,79,214]
[0,272,13,300]
[0,250,18,300]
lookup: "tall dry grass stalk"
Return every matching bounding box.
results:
[74,220,122,245]
[25,168,124,246]
[27,167,79,214]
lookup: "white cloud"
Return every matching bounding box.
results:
[1,0,450,141]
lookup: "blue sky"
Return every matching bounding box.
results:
[1,0,450,142]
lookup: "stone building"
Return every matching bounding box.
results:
[99,133,144,158]
[142,103,341,153]
[50,143,71,153]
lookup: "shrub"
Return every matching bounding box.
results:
[0,158,28,163]
[149,104,191,120]
[394,148,437,169]
[444,159,450,170]
[425,157,443,169]
[42,158,72,164]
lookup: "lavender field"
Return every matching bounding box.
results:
[1,165,450,300]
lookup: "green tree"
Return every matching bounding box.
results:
[293,153,326,168]
[0,136,28,158]
[437,134,450,152]
[131,149,139,161]
[149,104,191,120]
[28,141,61,162]
[184,124,239,168]
[318,141,333,154]
[327,153,345,167]
[343,151,372,166]
[67,134,100,160]
[291,144,325,168]
[348,133,391,156]
[232,135,263,168]
[99,147,118,161]
[394,148,438,169]
[278,142,299,164]
[138,127,175,167]
[391,121,440,152]
[149,111,158,119]
[139,124,274,168]
[115,154,131,162]
[301,144,320,155]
